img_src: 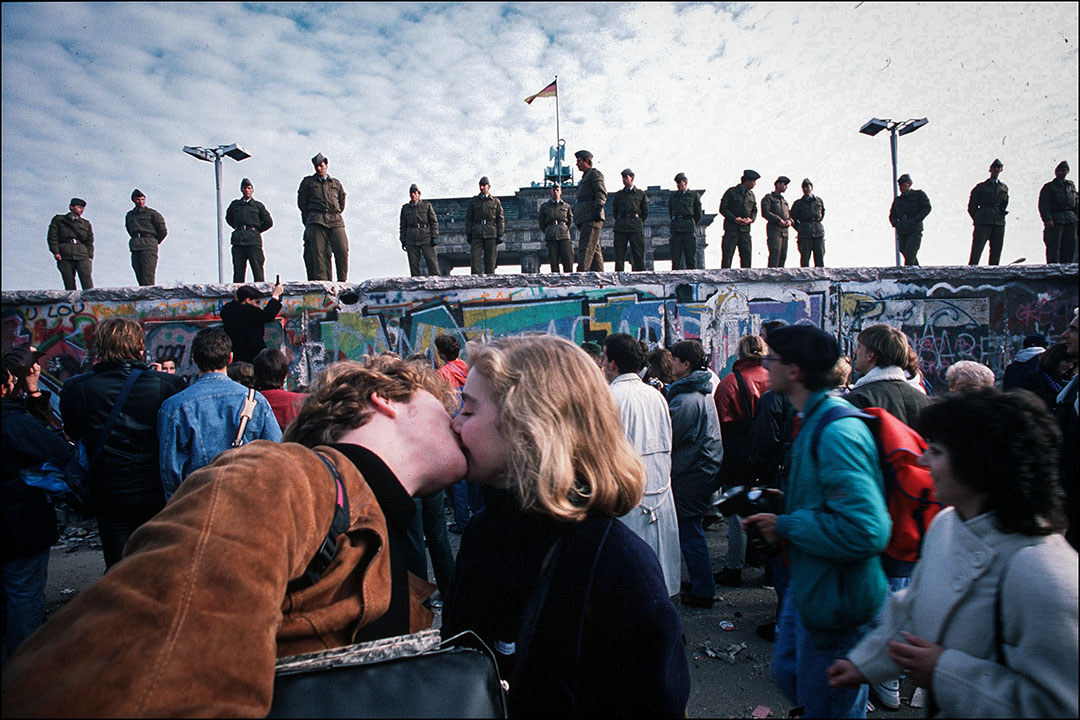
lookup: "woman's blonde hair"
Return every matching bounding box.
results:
[469,335,644,522]
[737,334,768,361]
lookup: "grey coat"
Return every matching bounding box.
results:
[666,370,723,518]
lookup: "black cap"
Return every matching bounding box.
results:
[742,169,761,181]
[802,178,813,187]
[240,177,253,190]
[776,176,791,185]
[1022,333,1048,349]
[574,149,593,161]
[990,159,1003,169]
[767,325,840,377]
[897,173,912,185]
[69,197,86,207]
[1057,161,1070,172]
[674,172,687,183]
[311,152,328,167]
[621,168,634,177]
[479,176,490,186]
[131,188,145,200]
[409,183,420,194]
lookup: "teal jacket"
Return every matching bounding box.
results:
[775,390,890,644]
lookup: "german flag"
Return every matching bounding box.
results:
[524,79,557,104]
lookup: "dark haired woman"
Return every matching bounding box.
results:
[828,388,1078,717]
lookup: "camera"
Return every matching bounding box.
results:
[711,485,781,549]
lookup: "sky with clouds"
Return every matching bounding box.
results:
[2,2,1077,290]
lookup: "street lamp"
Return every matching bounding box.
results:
[183,143,251,283]
[860,118,928,266]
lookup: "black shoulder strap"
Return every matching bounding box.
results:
[732,368,754,422]
[88,368,144,469]
[287,452,351,592]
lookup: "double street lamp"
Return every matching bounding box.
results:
[860,118,929,266]
[183,143,251,283]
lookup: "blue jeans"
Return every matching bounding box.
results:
[772,594,869,718]
[677,515,715,597]
[450,480,484,526]
[3,549,50,660]
[405,491,457,596]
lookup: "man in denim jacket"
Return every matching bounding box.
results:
[158,327,280,499]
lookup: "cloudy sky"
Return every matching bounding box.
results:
[2,2,1077,290]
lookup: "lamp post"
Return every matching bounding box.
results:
[183,143,251,283]
[859,118,928,266]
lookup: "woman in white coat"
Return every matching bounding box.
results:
[828,388,1078,718]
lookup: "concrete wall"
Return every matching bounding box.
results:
[3,265,1076,396]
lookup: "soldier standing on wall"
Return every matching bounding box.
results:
[465,176,504,274]
[297,153,348,281]
[539,183,574,273]
[225,178,274,283]
[125,189,167,287]
[720,170,760,268]
[668,172,702,270]
[761,176,793,268]
[967,159,1008,265]
[612,168,649,271]
[790,178,826,267]
[573,150,607,272]
[48,197,94,290]
[889,173,932,266]
[399,183,440,277]
[1038,161,1079,264]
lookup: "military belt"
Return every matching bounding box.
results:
[132,233,156,239]
[411,223,428,228]
[480,219,490,224]
[238,225,259,231]
[553,221,567,226]
[675,214,692,220]
[62,238,79,244]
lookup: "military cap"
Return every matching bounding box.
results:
[574,149,593,161]
[742,169,761,181]
[776,176,791,185]
[409,183,420,194]
[897,173,913,184]
[990,159,1003,169]
[69,197,87,207]
[311,152,328,167]
[621,168,634,178]
[131,188,145,200]
[1057,161,1070,172]
[479,176,490,186]
[674,172,688,183]
[801,178,813,187]
[240,177,253,190]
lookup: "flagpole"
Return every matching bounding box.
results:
[554,75,560,185]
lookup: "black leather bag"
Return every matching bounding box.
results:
[267,629,507,718]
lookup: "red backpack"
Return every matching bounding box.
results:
[811,405,943,564]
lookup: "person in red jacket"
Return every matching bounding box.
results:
[253,348,307,431]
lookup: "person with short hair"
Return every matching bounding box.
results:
[968,159,1008,265]
[434,334,468,390]
[847,324,930,426]
[889,174,931,266]
[225,178,273,283]
[125,189,167,286]
[829,388,1078,718]
[226,360,254,388]
[465,176,504,274]
[1020,340,1077,409]
[1038,161,1079,264]
[157,327,280,499]
[48,197,94,290]
[4,354,469,716]
[612,169,649,271]
[720,170,760,268]
[59,319,184,567]
[645,347,674,392]
[254,348,307,430]
[220,281,285,364]
[1003,334,1048,390]
[573,150,607,272]
[400,183,440,277]
[2,347,57,428]
[297,152,349,281]
[538,183,574,273]
[669,172,703,269]
[744,325,890,719]
[946,360,996,392]
[443,335,690,717]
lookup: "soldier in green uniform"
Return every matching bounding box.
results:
[789,178,826,267]
[225,178,274,282]
[465,176,504,274]
[889,173,932,266]
[573,150,607,272]
[1038,161,1079,264]
[125,189,167,286]
[719,170,759,268]
[538,183,574,273]
[399,183,440,277]
[668,172,702,270]
[296,152,348,281]
[761,176,793,267]
[967,159,1008,266]
[48,197,94,290]
[612,168,649,271]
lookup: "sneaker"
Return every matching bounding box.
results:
[714,567,743,587]
[679,592,715,609]
[868,681,901,711]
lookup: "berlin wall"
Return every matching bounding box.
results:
[3,265,1076,397]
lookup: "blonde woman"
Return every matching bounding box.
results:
[442,335,690,718]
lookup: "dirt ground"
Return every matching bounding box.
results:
[39,515,923,718]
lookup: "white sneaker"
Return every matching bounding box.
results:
[868,680,901,711]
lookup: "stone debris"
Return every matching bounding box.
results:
[54,520,101,552]
[751,705,771,718]
[718,642,747,664]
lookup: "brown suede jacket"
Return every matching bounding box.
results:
[3,441,433,717]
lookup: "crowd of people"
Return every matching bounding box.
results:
[2,300,1078,717]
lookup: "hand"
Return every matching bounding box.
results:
[742,513,779,546]
[827,659,867,689]
[431,237,438,246]
[272,282,284,300]
[24,361,42,394]
[54,253,62,261]
[150,362,163,372]
[1045,221,1054,229]
[497,235,505,245]
[886,631,943,689]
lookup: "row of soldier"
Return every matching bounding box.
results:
[47,151,1078,290]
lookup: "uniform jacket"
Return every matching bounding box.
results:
[847,509,1078,718]
[790,195,826,237]
[668,190,703,234]
[399,200,438,246]
[47,213,94,260]
[220,296,282,364]
[297,173,346,228]
[889,189,932,234]
[613,186,649,233]
[761,192,791,231]
[1,399,67,561]
[1038,178,1079,224]
[774,390,890,644]
[125,206,167,251]
[666,370,723,517]
[967,178,1009,226]
[720,185,757,234]
[225,198,273,246]
[538,200,574,242]
[845,365,930,427]
[465,193,505,240]
[1,442,401,718]
[609,373,680,597]
[574,167,607,225]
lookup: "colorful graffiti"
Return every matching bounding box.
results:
[3,268,1076,395]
